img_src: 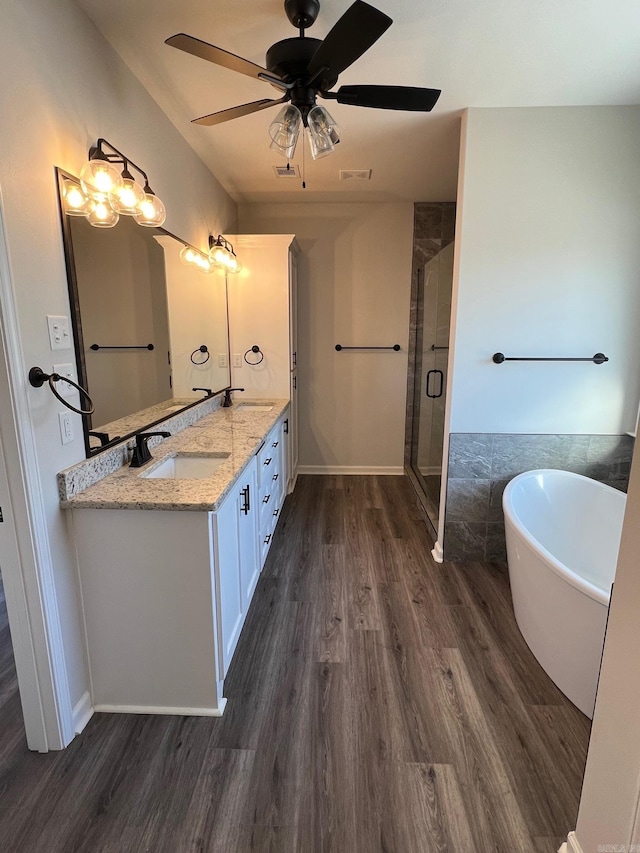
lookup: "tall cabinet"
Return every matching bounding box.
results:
[228,234,299,492]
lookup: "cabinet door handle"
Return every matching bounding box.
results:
[272,473,279,481]
[240,485,250,515]
[264,533,272,545]
[272,441,279,448]
[293,351,297,366]
[284,418,289,434]
[273,508,279,517]
[293,376,297,390]
[264,457,272,466]
[263,494,271,504]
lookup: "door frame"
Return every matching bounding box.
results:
[0,190,73,751]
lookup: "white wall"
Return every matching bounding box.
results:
[449,107,640,435]
[238,203,413,472]
[0,0,236,713]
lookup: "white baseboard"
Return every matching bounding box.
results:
[297,466,404,475]
[431,541,444,563]
[559,831,584,853]
[93,701,227,717]
[72,690,93,735]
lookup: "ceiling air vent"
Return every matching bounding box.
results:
[339,169,372,181]
[273,164,300,178]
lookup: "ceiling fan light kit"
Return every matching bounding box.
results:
[166,0,441,167]
[67,139,167,228]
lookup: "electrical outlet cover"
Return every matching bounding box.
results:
[53,364,76,399]
[233,354,242,368]
[58,411,73,445]
[218,353,229,368]
[47,315,71,351]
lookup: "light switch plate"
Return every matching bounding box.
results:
[218,353,229,368]
[58,411,73,445]
[53,363,76,399]
[47,315,71,351]
[233,353,242,368]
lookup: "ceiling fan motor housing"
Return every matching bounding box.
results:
[266,36,336,87]
[284,0,320,29]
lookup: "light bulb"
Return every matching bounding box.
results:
[86,198,119,228]
[180,245,215,273]
[307,105,340,160]
[133,191,166,227]
[112,176,145,215]
[269,105,302,158]
[209,244,229,268]
[63,180,90,216]
[80,158,123,199]
[226,254,241,274]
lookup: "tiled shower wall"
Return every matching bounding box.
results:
[404,203,456,471]
[444,433,635,561]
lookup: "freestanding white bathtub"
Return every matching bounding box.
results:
[503,469,626,718]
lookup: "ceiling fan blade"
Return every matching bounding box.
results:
[192,97,287,127]
[307,1,392,83]
[335,85,441,111]
[166,33,285,86]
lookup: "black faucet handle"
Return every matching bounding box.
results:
[130,431,171,468]
[193,387,213,397]
[223,387,245,407]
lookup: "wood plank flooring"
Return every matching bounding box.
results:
[0,476,590,852]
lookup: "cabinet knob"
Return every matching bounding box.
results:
[273,508,279,517]
[272,441,279,448]
[264,534,272,545]
[272,473,279,481]
[264,457,272,466]
[263,494,271,504]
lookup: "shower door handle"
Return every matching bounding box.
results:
[426,369,444,399]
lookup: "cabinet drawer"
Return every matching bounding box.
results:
[257,423,283,487]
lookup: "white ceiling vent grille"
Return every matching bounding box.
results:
[273,164,300,178]
[340,169,372,181]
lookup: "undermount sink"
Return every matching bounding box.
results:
[235,404,274,412]
[141,453,230,480]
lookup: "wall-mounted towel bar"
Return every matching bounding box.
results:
[493,352,608,365]
[90,343,154,351]
[335,344,401,351]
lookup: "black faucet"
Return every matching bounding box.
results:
[130,431,171,468]
[192,387,213,398]
[222,387,245,407]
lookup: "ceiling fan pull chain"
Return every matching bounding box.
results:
[302,131,307,189]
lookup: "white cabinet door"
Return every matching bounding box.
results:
[212,489,243,677]
[289,246,298,373]
[238,458,259,613]
[289,369,298,489]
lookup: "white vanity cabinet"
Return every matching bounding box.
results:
[69,411,291,718]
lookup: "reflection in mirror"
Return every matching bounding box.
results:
[57,169,231,456]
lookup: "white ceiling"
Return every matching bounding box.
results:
[75,0,640,204]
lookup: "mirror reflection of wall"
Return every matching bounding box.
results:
[70,216,172,428]
[155,236,230,398]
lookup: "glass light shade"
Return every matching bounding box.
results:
[209,243,231,268]
[86,198,119,228]
[80,158,123,199]
[62,180,90,216]
[226,254,241,274]
[307,105,340,160]
[133,192,166,227]
[111,176,145,215]
[180,245,214,273]
[269,105,302,158]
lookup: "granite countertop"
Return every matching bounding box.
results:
[62,399,289,512]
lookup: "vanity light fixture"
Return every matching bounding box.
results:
[76,139,166,228]
[179,244,215,274]
[209,235,241,274]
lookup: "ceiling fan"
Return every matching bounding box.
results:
[166,0,441,160]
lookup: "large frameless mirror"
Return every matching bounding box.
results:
[56,168,231,456]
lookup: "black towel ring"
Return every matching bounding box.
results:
[28,367,94,416]
[244,345,264,365]
[191,345,210,365]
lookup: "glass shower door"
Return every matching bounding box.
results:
[410,242,454,530]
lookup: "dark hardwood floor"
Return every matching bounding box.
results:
[0,476,590,852]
